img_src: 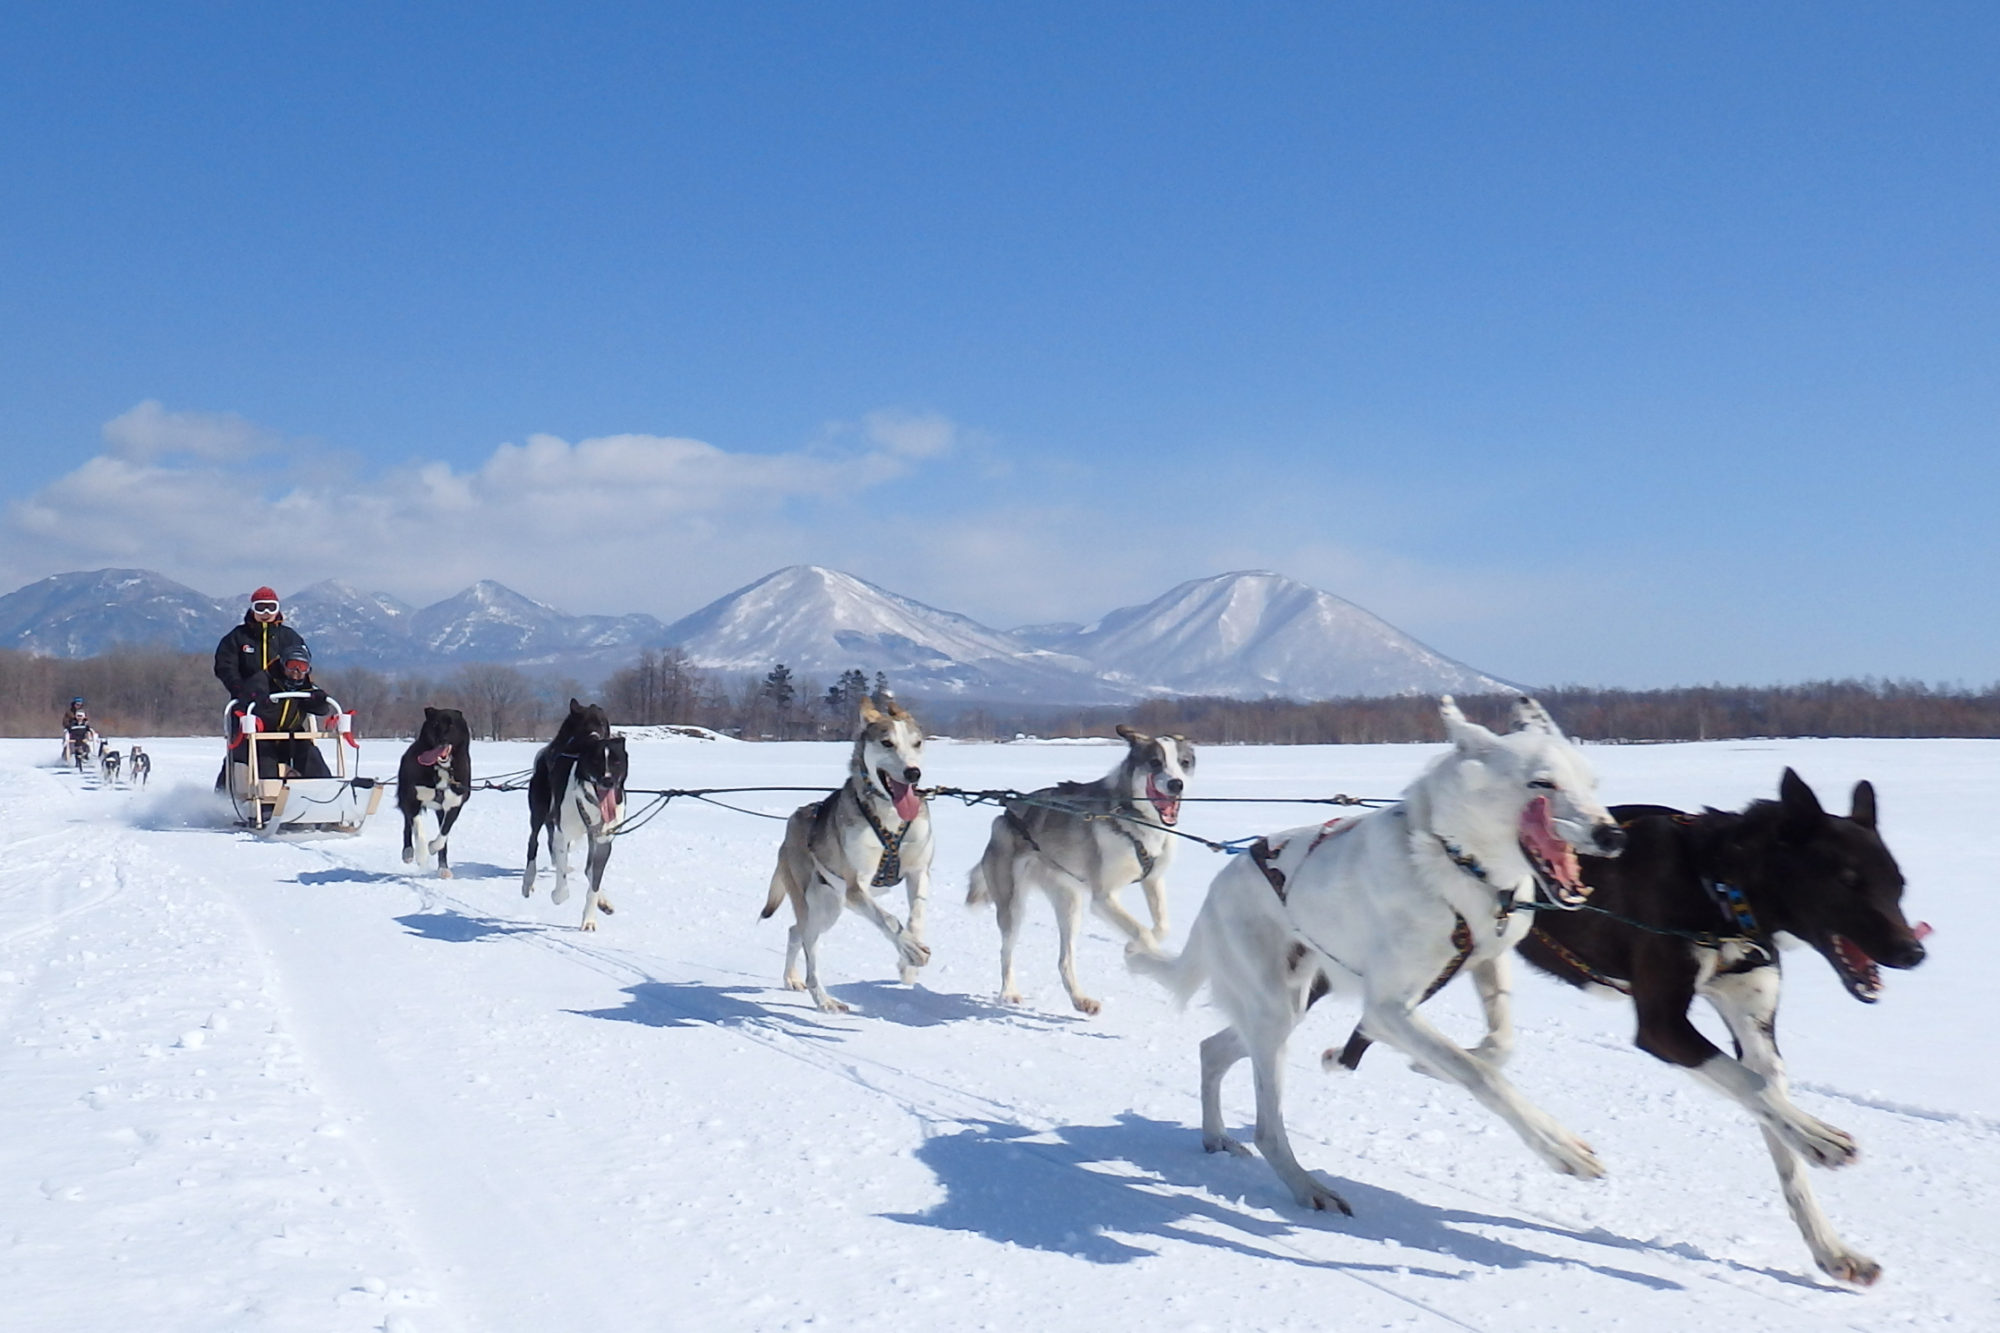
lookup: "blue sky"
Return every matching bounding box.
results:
[2,3,1994,689]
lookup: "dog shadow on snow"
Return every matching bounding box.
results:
[568,978,1078,1041]
[884,1112,1683,1288]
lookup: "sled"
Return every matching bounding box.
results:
[224,692,385,839]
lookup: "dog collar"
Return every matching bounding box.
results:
[1702,877,1764,938]
[1435,835,1523,936]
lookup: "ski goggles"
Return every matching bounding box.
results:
[250,599,281,614]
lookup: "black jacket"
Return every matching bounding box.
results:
[214,613,308,701]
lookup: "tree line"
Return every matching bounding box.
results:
[3,643,1996,743]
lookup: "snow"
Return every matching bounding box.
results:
[3,733,1995,1332]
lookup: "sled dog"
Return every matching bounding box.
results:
[128,746,150,786]
[398,706,473,879]
[762,696,933,1012]
[1129,696,1625,1213]
[522,699,627,930]
[99,748,121,785]
[1342,768,1927,1284]
[966,725,1194,1014]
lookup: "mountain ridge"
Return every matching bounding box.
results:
[0,566,1513,701]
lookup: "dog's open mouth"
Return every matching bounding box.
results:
[1519,796,1588,907]
[583,781,620,827]
[1147,773,1181,826]
[416,744,452,767]
[1829,934,1884,1003]
[879,769,922,822]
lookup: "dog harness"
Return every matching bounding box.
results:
[851,786,911,887]
[1246,820,1477,1072]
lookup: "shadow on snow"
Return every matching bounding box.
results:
[884,1112,1685,1289]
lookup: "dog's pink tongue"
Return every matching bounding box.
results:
[416,745,450,766]
[1147,775,1181,826]
[891,781,921,822]
[1519,796,1583,892]
[599,788,620,826]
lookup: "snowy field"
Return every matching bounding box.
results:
[2,731,1996,1332]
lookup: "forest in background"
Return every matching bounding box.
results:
[5,644,1998,745]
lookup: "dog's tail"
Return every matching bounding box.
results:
[760,860,791,920]
[965,816,1009,907]
[1125,914,1210,1008]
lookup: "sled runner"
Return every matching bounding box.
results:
[224,691,385,838]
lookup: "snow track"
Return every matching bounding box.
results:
[3,736,1996,1332]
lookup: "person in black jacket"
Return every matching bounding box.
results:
[214,586,308,706]
[250,644,336,779]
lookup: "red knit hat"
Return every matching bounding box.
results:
[250,586,279,605]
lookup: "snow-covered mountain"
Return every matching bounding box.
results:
[284,580,419,670]
[0,568,227,656]
[0,566,1514,700]
[1043,571,1513,699]
[661,566,1123,702]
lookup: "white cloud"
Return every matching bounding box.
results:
[0,403,960,613]
[100,400,278,463]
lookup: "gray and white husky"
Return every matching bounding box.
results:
[761,696,933,1012]
[1130,696,1626,1214]
[966,725,1194,1015]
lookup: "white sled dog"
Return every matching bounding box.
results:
[966,725,1194,1014]
[762,696,934,1012]
[1129,696,1626,1213]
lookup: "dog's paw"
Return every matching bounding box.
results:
[401,847,415,864]
[521,884,536,899]
[580,920,598,933]
[1202,1131,1253,1158]
[1543,1131,1604,1179]
[999,989,1025,1005]
[898,965,920,985]
[814,993,852,1014]
[597,898,615,915]
[552,884,570,905]
[437,866,453,880]
[1787,1115,1859,1168]
[1294,1178,1353,1216]
[783,975,807,992]
[896,939,932,969]
[1071,994,1102,1016]
[1817,1247,1882,1287]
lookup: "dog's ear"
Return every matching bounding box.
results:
[569,697,585,714]
[1778,767,1825,836]
[1510,696,1563,738]
[424,706,438,720]
[1850,779,1878,830]
[1439,695,1496,751]
[1115,723,1146,746]
[884,698,914,722]
[858,696,884,725]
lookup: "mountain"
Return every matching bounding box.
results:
[662,566,1124,702]
[1044,571,1513,699]
[285,580,418,670]
[0,569,227,656]
[0,566,1515,702]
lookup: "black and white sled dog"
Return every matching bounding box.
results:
[398,706,473,879]
[966,725,1194,1015]
[1130,697,1625,1213]
[127,746,150,786]
[762,696,932,1012]
[1341,768,1926,1285]
[99,747,121,785]
[522,699,628,931]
